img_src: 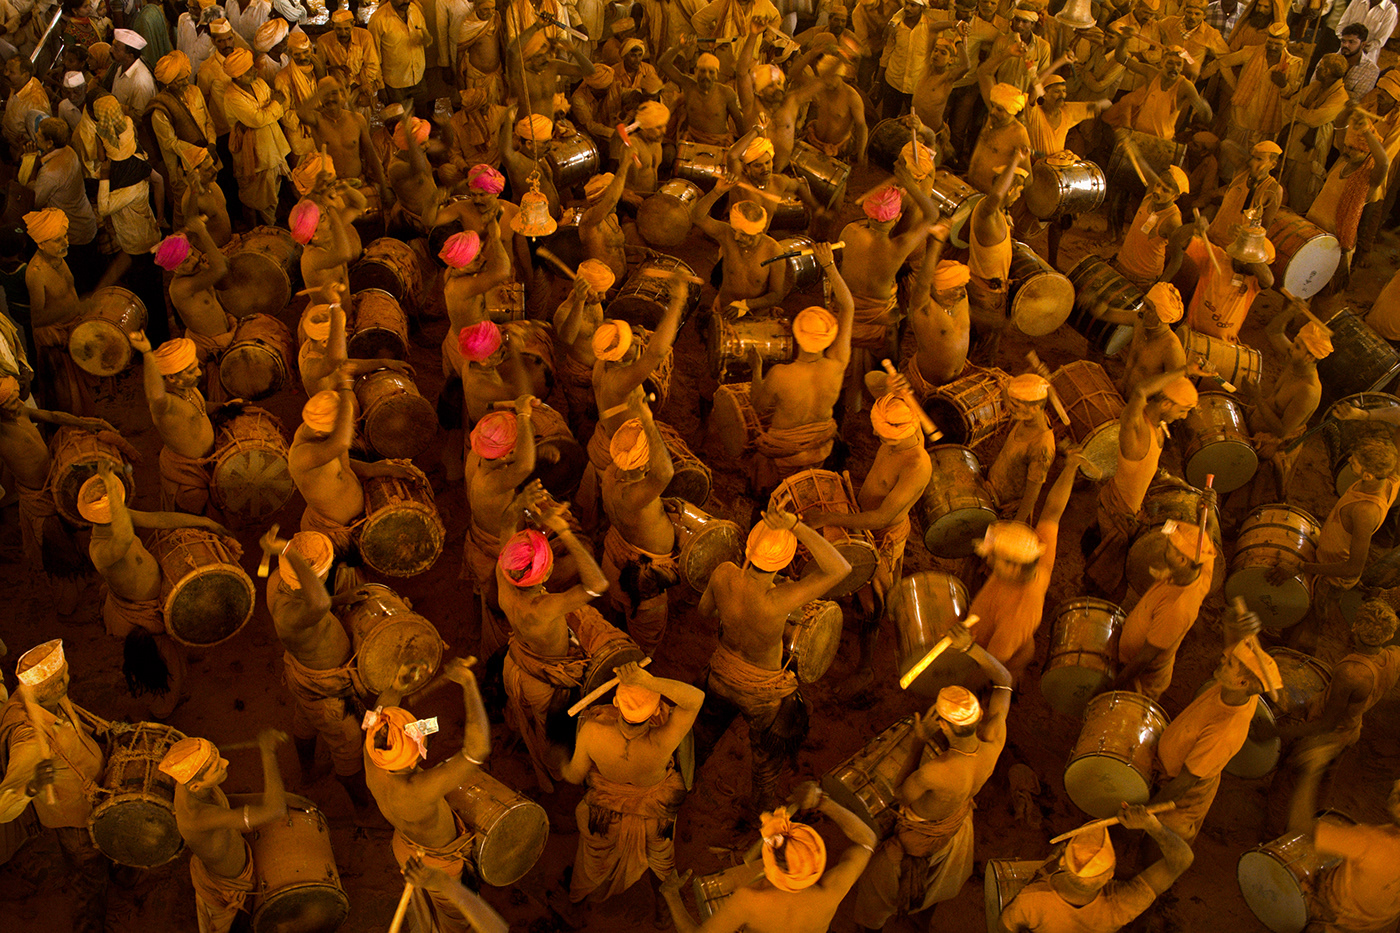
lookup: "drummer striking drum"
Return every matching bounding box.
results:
[133,333,220,518]
[988,374,1058,525]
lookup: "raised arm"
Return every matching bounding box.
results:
[409,659,491,800]
[1038,451,1084,530]
[581,157,631,226]
[690,175,734,241]
[633,398,674,498]
[768,513,853,613]
[821,243,854,367]
[184,730,289,832]
[1121,803,1194,895]
[623,661,704,748]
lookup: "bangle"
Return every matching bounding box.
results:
[586,588,604,598]
[993,684,1013,693]
[242,806,251,830]
[463,751,485,766]
[855,841,875,853]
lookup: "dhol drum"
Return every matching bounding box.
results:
[1268,211,1341,300]
[1009,241,1075,336]
[984,860,1045,933]
[1067,256,1141,356]
[69,287,147,376]
[784,600,842,683]
[527,403,587,500]
[1064,691,1170,818]
[358,465,444,577]
[350,237,425,311]
[789,141,850,209]
[673,140,727,189]
[210,408,294,521]
[767,196,811,232]
[346,288,409,360]
[694,861,767,920]
[446,770,549,887]
[1125,483,1225,596]
[666,498,743,592]
[711,382,763,458]
[1106,131,1184,194]
[88,722,186,868]
[1025,155,1106,220]
[1225,504,1322,629]
[153,528,255,647]
[606,255,703,329]
[49,427,134,524]
[220,313,295,401]
[1316,308,1400,407]
[217,226,302,319]
[930,171,984,250]
[920,445,997,559]
[547,131,600,190]
[339,584,444,697]
[355,368,437,461]
[922,366,1011,448]
[821,716,918,836]
[1322,393,1400,494]
[245,794,350,933]
[866,118,911,172]
[581,633,646,697]
[1238,811,1355,933]
[1179,392,1259,493]
[1177,326,1264,389]
[769,469,877,599]
[1199,648,1331,780]
[1042,598,1126,719]
[888,571,974,696]
[656,421,712,505]
[782,235,845,291]
[1050,361,1126,476]
[707,315,794,382]
[637,178,704,248]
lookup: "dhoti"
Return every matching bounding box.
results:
[390,814,474,933]
[570,758,687,903]
[282,651,364,776]
[1086,480,1139,594]
[601,526,679,656]
[159,445,214,517]
[752,419,838,493]
[190,842,256,933]
[852,801,975,926]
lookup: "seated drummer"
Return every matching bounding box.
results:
[659,40,743,148]
[160,730,288,933]
[724,132,824,233]
[131,333,220,518]
[694,512,851,811]
[1118,283,1186,399]
[988,374,1057,526]
[365,658,491,933]
[1243,304,1329,502]
[617,101,670,209]
[691,181,786,320]
[805,52,867,163]
[661,783,876,932]
[996,806,1194,933]
[154,216,234,396]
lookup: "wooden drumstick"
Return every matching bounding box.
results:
[257,523,280,578]
[879,360,943,441]
[1279,288,1330,331]
[1025,351,1071,426]
[1195,475,1213,562]
[899,616,977,691]
[1048,802,1177,844]
[536,247,577,280]
[19,685,59,806]
[387,883,415,933]
[1231,597,1282,703]
[567,657,652,717]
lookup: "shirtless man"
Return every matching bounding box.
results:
[750,249,853,493]
[259,526,381,822]
[576,165,630,283]
[291,194,358,298]
[435,164,529,287]
[805,53,868,162]
[903,245,971,394]
[456,0,503,103]
[562,662,702,919]
[618,101,670,207]
[179,150,233,248]
[691,179,786,320]
[807,388,932,696]
[914,37,974,162]
[735,33,826,172]
[298,77,389,207]
[457,320,533,429]
[853,648,1012,932]
[132,334,219,518]
[989,374,1058,524]
[365,658,492,933]
[662,781,877,933]
[966,154,1028,359]
[724,131,824,236]
[968,83,1032,195]
[659,40,743,146]
[501,110,561,219]
[695,511,852,808]
[838,180,934,366]
[386,112,441,234]
[1119,282,1187,397]
[159,729,287,933]
[299,299,413,398]
[508,24,597,120]
[441,224,511,371]
[1245,305,1329,500]
[554,261,615,433]
[157,216,235,392]
[24,208,91,416]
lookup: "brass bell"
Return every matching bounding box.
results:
[1226,223,1272,265]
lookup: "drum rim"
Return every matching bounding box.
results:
[1063,755,1152,816]
[1236,847,1309,933]
[474,801,549,886]
[163,563,256,647]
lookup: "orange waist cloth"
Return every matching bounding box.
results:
[753,419,838,461]
[101,585,164,638]
[282,649,361,702]
[300,505,360,555]
[895,798,973,858]
[706,642,799,720]
[189,840,256,933]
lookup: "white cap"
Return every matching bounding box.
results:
[114,28,148,50]
[63,71,85,88]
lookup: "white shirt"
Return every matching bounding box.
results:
[112,59,157,116]
[435,0,472,66]
[233,0,271,44]
[1338,0,1398,64]
[177,11,215,76]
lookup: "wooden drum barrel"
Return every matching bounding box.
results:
[220,314,295,401]
[769,468,877,599]
[346,288,409,360]
[355,368,437,461]
[69,287,147,376]
[338,584,444,697]
[49,427,134,525]
[152,528,255,647]
[357,465,444,578]
[210,408,295,521]
[88,722,187,868]
[217,226,302,319]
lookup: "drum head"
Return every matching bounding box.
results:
[166,568,256,647]
[1186,441,1258,494]
[663,467,711,507]
[679,521,743,593]
[1080,423,1122,478]
[364,393,437,461]
[70,319,134,376]
[805,542,876,600]
[1279,236,1341,300]
[923,505,997,559]
[356,614,443,696]
[1102,323,1134,356]
[636,195,690,248]
[219,254,291,319]
[787,601,842,684]
[220,343,285,401]
[1063,755,1151,819]
[1237,850,1309,933]
[1012,274,1075,337]
[1224,571,1311,629]
[252,884,351,933]
[475,801,550,887]
[89,798,183,868]
[212,444,294,521]
[1040,666,1113,720]
[360,507,444,578]
[582,643,646,696]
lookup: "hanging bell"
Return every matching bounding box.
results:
[1226,224,1272,265]
[1055,0,1097,30]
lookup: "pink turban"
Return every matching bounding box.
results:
[499,529,554,586]
[459,321,502,362]
[154,234,191,271]
[289,199,320,244]
[470,411,518,459]
[467,164,505,194]
[864,186,903,222]
[439,231,482,269]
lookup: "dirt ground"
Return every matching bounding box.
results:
[2,152,1400,933]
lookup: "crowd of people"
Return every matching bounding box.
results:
[1,0,1400,930]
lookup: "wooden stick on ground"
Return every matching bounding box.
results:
[568,657,652,716]
[1025,351,1071,426]
[880,359,943,441]
[1049,802,1178,844]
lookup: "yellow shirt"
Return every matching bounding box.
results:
[317,26,383,93]
[1157,683,1256,781]
[1315,821,1400,932]
[370,0,430,89]
[1115,198,1180,286]
[1025,102,1094,157]
[0,698,105,829]
[1001,877,1158,933]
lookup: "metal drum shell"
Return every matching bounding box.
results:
[1177,326,1264,390]
[88,723,187,869]
[547,132,601,189]
[919,445,996,559]
[1063,691,1170,818]
[216,226,302,319]
[1066,256,1140,356]
[784,599,843,683]
[1009,241,1074,337]
[1124,483,1225,596]
[1237,811,1355,933]
[888,571,974,696]
[707,315,794,383]
[637,179,704,248]
[242,793,350,933]
[788,140,851,209]
[1316,308,1400,408]
[446,770,549,887]
[1321,393,1400,494]
[1179,392,1259,493]
[582,635,647,697]
[1224,504,1322,630]
[1025,157,1106,220]
[527,402,586,500]
[819,716,918,836]
[781,235,845,291]
[1041,597,1126,718]
[673,140,728,189]
[1267,212,1342,300]
[667,498,743,593]
[340,583,444,697]
[984,860,1044,933]
[69,287,147,376]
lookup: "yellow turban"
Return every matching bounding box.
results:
[609,418,650,470]
[792,306,837,353]
[280,531,334,588]
[577,259,615,294]
[364,706,422,771]
[1298,321,1334,360]
[746,522,798,571]
[158,737,219,784]
[760,808,827,892]
[1161,517,1214,563]
[154,50,191,85]
[584,66,614,89]
[287,31,311,51]
[592,320,633,361]
[223,47,254,78]
[584,173,614,202]
[696,52,720,71]
[933,261,970,291]
[729,202,768,235]
[1165,165,1190,195]
[23,208,67,244]
[989,83,1027,115]
[516,113,554,141]
[935,685,982,726]
[1145,282,1183,324]
[302,389,342,432]
[77,474,123,524]
[615,684,661,723]
[254,17,288,52]
[1380,69,1400,101]
[1006,373,1049,402]
[1063,826,1116,879]
[636,101,670,130]
[900,140,935,178]
[743,136,776,163]
[977,521,1045,563]
[1224,639,1284,693]
[330,9,353,23]
[302,305,331,342]
[871,393,919,440]
[153,337,197,375]
[291,151,335,196]
[1161,376,1198,408]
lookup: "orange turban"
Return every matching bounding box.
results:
[364,706,422,771]
[1165,165,1190,195]
[900,140,935,178]
[592,320,633,361]
[1298,321,1334,360]
[1160,518,1215,563]
[287,31,311,51]
[584,66,614,89]
[610,418,650,470]
[393,116,431,149]
[577,259,615,294]
[977,521,1045,563]
[16,639,65,687]
[1007,373,1049,402]
[1145,282,1183,324]
[933,261,970,290]
[746,522,797,571]
[302,389,342,432]
[253,17,288,52]
[499,529,554,587]
[291,151,335,196]
[1161,376,1198,408]
[302,305,331,342]
[743,136,775,163]
[176,140,211,173]
[615,684,661,723]
[223,48,254,78]
[0,374,18,403]
[584,173,614,202]
[752,64,785,91]
[760,808,826,892]
[154,50,191,85]
[153,337,197,375]
[793,307,837,353]
[1223,639,1284,693]
[989,83,1027,115]
[158,737,219,784]
[636,101,670,130]
[470,411,518,459]
[871,393,919,440]
[515,113,554,142]
[77,474,123,524]
[935,685,982,726]
[280,531,334,588]
[729,203,768,235]
[1063,826,1116,879]
[23,208,67,244]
